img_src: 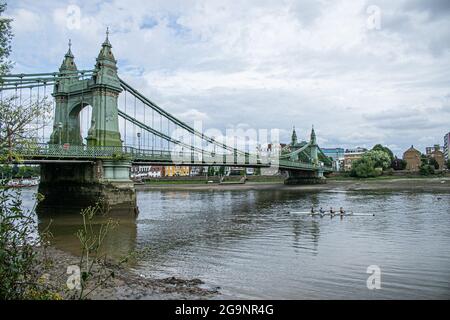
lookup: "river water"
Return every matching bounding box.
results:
[22,186,450,299]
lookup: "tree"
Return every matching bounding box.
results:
[372,144,394,163]
[428,157,439,170]
[0,2,13,75]
[350,149,391,178]
[0,96,52,161]
[363,149,391,169]
[350,158,379,178]
[419,164,435,176]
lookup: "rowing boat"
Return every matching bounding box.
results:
[290,211,375,217]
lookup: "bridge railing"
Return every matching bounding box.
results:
[7,143,333,171]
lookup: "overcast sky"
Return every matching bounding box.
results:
[6,0,450,156]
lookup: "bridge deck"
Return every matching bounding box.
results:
[7,144,332,172]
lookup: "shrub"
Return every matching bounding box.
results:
[0,187,56,299]
[419,164,435,176]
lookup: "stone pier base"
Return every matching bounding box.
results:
[284,177,327,185]
[37,160,137,216]
[283,169,327,185]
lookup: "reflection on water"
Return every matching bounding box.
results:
[22,187,450,299]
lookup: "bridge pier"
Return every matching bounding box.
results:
[37,160,137,216]
[283,169,326,185]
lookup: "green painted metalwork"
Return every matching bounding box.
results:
[120,79,249,158]
[49,32,122,147]
[8,143,333,172]
[0,34,335,175]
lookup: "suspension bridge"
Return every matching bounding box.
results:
[0,32,333,214]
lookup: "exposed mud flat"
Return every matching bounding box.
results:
[135,177,450,192]
[36,246,219,300]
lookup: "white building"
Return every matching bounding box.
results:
[444,132,450,161]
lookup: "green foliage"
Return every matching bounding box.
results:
[350,149,391,178]
[70,204,119,300]
[428,158,439,170]
[350,158,380,178]
[364,150,391,169]
[419,155,439,174]
[111,152,131,161]
[0,96,53,162]
[447,160,450,170]
[372,144,394,162]
[0,165,39,179]
[0,187,56,299]
[0,2,13,75]
[207,167,215,176]
[419,164,435,176]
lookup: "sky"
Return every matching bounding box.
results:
[5,0,450,156]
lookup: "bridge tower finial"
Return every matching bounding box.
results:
[310,125,317,146]
[59,38,77,72]
[291,126,298,147]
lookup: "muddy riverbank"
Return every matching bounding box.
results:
[136,177,450,192]
[36,246,219,300]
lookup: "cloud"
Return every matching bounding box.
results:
[5,0,450,156]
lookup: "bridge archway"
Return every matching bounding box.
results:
[49,34,123,147]
[68,102,94,146]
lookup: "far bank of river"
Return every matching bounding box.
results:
[136,176,450,193]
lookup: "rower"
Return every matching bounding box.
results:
[310,206,315,214]
[339,207,345,219]
[330,207,335,218]
[319,207,325,217]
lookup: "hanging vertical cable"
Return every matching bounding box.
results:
[36,84,40,141]
[43,84,47,143]
[134,95,137,148]
[124,89,127,146]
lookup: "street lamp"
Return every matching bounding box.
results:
[58,122,63,145]
[137,132,141,151]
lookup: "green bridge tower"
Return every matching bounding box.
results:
[38,32,136,215]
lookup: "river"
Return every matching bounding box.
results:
[21,186,450,299]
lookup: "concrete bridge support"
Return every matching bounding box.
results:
[283,169,326,185]
[37,160,137,216]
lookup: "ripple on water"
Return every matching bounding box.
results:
[19,187,450,299]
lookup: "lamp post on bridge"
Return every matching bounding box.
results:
[137,132,141,152]
[58,122,62,145]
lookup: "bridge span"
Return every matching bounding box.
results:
[1,32,333,214]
